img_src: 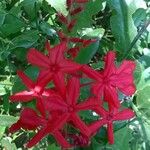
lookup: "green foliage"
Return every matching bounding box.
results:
[0,0,150,149]
[0,115,18,126]
[108,0,146,52]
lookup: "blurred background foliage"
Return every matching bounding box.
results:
[0,0,150,149]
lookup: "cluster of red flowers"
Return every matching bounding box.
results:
[9,0,136,149]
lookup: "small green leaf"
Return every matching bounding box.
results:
[72,0,103,33]
[137,67,150,90]
[11,30,39,49]
[137,86,150,109]
[133,8,147,27]
[75,40,100,64]
[47,0,67,15]
[81,28,105,39]
[47,143,61,150]
[1,138,17,150]
[0,115,18,127]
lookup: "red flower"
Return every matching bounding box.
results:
[67,19,77,31]
[45,77,99,137]
[57,13,68,24]
[70,6,84,16]
[89,107,135,144]
[10,71,54,116]
[27,42,81,97]
[10,108,71,148]
[82,51,136,108]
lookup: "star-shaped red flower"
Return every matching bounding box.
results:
[9,107,72,148]
[10,71,54,116]
[82,51,136,108]
[44,77,99,138]
[27,41,81,97]
[89,107,135,144]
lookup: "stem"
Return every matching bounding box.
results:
[122,18,150,60]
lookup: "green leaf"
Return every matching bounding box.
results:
[137,67,150,90]
[134,61,143,85]
[11,30,39,49]
[72,0,103,33]
[47,143,61,150]
[0,115,18,127]
[75,40,100,64]
[21,0,41,19]
[81,28,105,39]
[0,126,5,140]
[137,86,150,109]
[47,0,67,15]
[106,126,132,150]
[1,138,17,150]
[108,0,146,51]
[133,8,147,27]
[139,49,150,68]
[0,13,25,37]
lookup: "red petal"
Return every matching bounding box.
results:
[60,59,81,73]
[9,120,21,133]
[49,42,67,64]
[76,97,100,111]
[82,65,101,80]
[66,77,80,105]
[26,128,48,148]
[107,123,114,144]
[71,113,91,137]
[104,86,120,108]
[27,48,50,68]
[113,109,135,121]
[66,0,74,9]
[89,119,107,135]
[91,83,104,99]
[57,13,68,24]
[17,71,34,89]
[42,88,55,97]
[103,51,116,77]
[67,19,76,32]
[45,95,68,112]
[37,70,53,88]
[36,98,46,117]
[70,6,83,15]
[21,108,43,127]
[116,60,136,75]
[52,114,69,131]
[53,131,71,148]
[118,84,136,95]
[53,72,66,98]
[10,91,34,102]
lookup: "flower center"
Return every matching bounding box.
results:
[50,65,58,72]
[34,86,42,94]
[68,106,74,112]
[103,77,110,85]
[106,113,113,121]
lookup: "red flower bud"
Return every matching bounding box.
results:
[70,6,84,16]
